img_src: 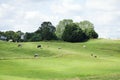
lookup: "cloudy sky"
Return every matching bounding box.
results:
[0,0,120,39]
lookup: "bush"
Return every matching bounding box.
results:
[62,23,87,42]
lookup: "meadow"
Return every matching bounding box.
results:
[0,39,120,80]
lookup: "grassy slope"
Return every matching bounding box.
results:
[0,39,120,80]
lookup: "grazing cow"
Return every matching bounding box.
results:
[83,45,86,48]
[94,56,97,58]
[18,44,22,47]
[9,39,13,42]
[37,45,41,48]
[58,47,62,49]
[91,54,93,56]
[34,54,39,58]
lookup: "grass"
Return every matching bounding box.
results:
[0,39,120,80]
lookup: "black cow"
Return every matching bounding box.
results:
[94,56,97,58]
[18,44,22,47]
[91,54,93,56]
[34,54,39,58]
[37,45,41,48]
[58,47,62,49]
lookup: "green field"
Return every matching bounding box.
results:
[0,39,120,80]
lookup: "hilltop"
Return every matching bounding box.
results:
[0,39,120,80]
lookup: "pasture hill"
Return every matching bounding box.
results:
[0,39,120,80]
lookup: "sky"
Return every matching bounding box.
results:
[0,0,120,39]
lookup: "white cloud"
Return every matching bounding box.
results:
[86,0,119,11]
[0,3,14,18]
[83,0,120,25]
[24,11,40,19]
[51,0,83,15]
[83,12,117,25]
[0,0,120,39]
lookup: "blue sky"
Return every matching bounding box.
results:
[0,0,120,39]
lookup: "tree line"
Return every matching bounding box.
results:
[0,19,98,42]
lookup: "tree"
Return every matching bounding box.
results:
[0,31,5,36]
[16,31,24,42]
[62,23,86,42]
[84,28,98,39]
[77,20,98,39]
[35,21,57,40]
[30,33,42,42]
[56,19,73,39]
[5,31,18,42]
[24,32,39,42]
[0,31,7,40]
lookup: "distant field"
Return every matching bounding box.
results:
[0,39,120,80]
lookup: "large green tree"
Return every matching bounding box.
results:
[0,31,6,40]
[36,22,57,40]
[56,19,73,39]
[16,31,24,42]
[62,23,86,42]
[0,31,24,42]
[24,32,41,42]
[77,20,98,39]
[0,31,5,37]
[4,31,22,42]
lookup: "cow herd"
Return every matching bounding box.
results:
[91,54,97,58]
[17,44,41,58]
[17,44,42,48]
[17,44,98,58]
